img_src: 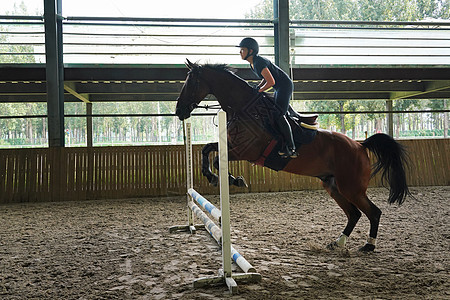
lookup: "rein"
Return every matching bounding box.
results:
[192,103,221,110]
[190,103,222,127]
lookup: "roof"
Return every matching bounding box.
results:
[0,64,449,103]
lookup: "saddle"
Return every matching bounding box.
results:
[239,93,319,171]
[291,114,319,129]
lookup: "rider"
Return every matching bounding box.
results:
[237,37,297,158]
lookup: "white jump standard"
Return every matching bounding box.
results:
[169,111,261,294]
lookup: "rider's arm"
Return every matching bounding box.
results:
[258,67,275,92]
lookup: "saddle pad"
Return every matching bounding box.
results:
[254,125,317,171]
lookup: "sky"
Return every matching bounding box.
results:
[2,0,263,18]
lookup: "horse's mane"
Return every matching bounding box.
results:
[192,62,250,87]
[203,63,236,74]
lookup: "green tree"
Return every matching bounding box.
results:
[0,1,42,146]
[248,0,450,21]
[0,1,37,63]
[427,99,449,137]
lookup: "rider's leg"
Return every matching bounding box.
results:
[273,84,297,158]
[275,114,297,158]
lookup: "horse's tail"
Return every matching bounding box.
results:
[361,133,411,205]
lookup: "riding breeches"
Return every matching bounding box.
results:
[273,80,294,117]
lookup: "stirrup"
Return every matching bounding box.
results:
[279,147,297,159]
[287,149,298,158]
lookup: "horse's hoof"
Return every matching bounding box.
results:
[326,241,340,250]
[235,176,248,188]
[358,243,375,252]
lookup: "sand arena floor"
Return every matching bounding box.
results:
[0,186,448,299]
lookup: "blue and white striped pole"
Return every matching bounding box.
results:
[188,188,221,223]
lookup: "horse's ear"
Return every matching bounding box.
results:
[185,59,194,70]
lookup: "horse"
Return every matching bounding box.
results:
[175,59,411,252]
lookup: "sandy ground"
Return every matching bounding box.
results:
[0,186,448,300]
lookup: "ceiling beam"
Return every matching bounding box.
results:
[64,82,91,103]
[292,92,391,100]
[1,65,449,81]
[294,80,424,92]
[390,80,450,100]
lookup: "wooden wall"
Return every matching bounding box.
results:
[0,139,448,203]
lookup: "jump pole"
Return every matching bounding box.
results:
[170,111,261,294]
[188,187,256,273]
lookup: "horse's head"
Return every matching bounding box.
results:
[175,59,211,120]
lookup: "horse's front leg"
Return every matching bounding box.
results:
[212,155,248,187]
[201,143,219,186]
[201,143,248,187]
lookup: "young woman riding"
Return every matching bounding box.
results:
[237,37,297,158]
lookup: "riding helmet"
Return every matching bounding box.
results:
[237,37,259,56]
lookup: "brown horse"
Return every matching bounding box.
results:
[175,60,411,252]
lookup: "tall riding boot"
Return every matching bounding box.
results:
[288,105,301,120]
[275,115,297,158]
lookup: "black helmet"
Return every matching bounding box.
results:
[237,37,259,56]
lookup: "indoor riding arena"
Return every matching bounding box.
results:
[1,1,449,299]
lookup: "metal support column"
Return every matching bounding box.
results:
[44,0,64,147]
[386,100,394,137]
[273,0,279,66]
[273,0,290,74]
[86,102,93,147]
[444,99,448,138]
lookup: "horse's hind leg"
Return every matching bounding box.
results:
[354,195,382,252]
[332,176,382,252]
[322,176,362,249]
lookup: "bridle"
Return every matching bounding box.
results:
[186,67,221,111]
[192,103,221,110]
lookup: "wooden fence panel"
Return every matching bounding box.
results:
[0,139,448,203]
